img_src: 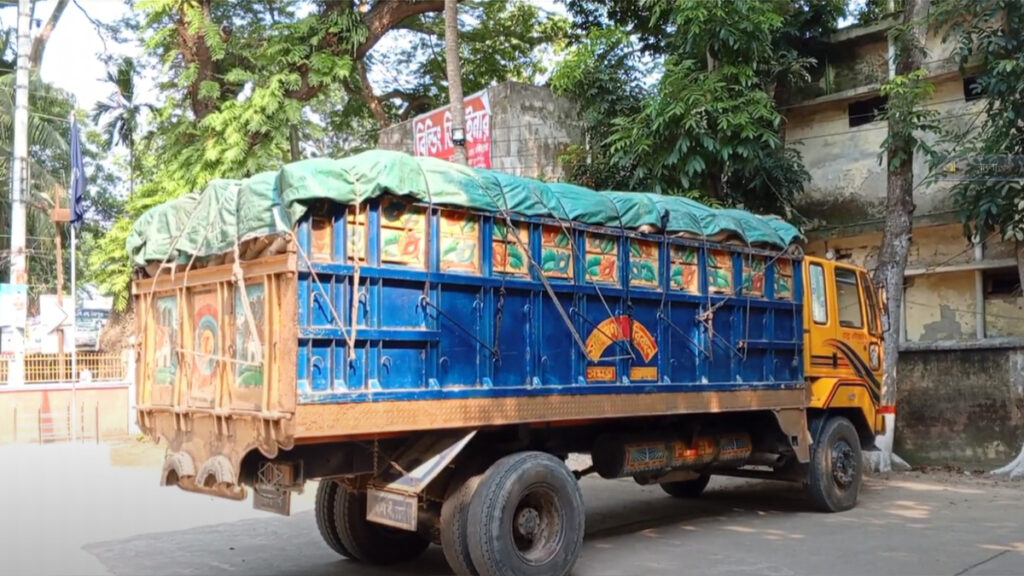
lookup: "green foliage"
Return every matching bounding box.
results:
[87,0,566,309]
[550,27,646,190]
[877,67,942,171]
[373,0,569,120]
[556,0,827,214]
[0,71,122,300]
[932,0,1024,241]
[853,0,903,24]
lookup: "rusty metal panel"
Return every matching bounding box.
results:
[294,388,806,440]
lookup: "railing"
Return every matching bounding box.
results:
[7,402,105,444]
[0,352,128,385]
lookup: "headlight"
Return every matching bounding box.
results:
[869,343,880,371]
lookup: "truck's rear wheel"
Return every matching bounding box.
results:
[314,480,353,559]
[334,482,429,564]
[441,472,484,576]
[659,474,711,498]
[808,416,862,512]
[467,452,584,576]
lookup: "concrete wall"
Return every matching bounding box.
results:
[806,223,1024,343]
[0,385,131,443]
[786,15,984,226]
[896,347,1024,466]
[787,76,984,224]
[808,223,1023,468]
[377,82,582,180]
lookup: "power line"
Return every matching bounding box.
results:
[787,107,984,144]
[904,298,1023,324]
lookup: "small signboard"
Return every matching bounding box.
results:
[0,284,28,327]
[412,90,491,168]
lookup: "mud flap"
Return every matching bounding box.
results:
[253,460,304,516]
[365,429,477,531]
[773,408,812,464]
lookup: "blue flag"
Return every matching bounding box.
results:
[69,118,87,226]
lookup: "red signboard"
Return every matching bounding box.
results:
[412,91,491,168]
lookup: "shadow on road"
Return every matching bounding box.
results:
[83,477,822,576]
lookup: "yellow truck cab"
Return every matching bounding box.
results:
[803,256,887,438]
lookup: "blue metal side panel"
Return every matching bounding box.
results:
[295,199,806,405]
[491,288,531,387]
[538,291,577,386]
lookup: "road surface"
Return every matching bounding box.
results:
[1,443,1021,576]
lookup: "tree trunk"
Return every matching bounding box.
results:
[129,144,135,200]
[992,241,1024,479]
[444,0,467,165]
[868,0,930,474]
[29,0,71,70]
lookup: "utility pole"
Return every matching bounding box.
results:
[6,0,32,387]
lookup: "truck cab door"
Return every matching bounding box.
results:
[803,260,842,378]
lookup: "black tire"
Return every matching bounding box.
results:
[659,474,711,498]
[808,416,863,512]
[333,482,430,565]
[467,452,585,576]
[441,472,484,576]
[314,480,354,559]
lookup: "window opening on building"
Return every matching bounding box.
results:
[848,96,887,128]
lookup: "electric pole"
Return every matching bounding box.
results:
[7,0,32,387]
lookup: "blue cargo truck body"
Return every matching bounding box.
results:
[133,151,878,576]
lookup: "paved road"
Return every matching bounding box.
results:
[1,444,1022,576]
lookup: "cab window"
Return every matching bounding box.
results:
[809,263,828,324]
[836,268,864,329]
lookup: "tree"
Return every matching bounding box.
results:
[88,0,566,310]
[28,0,70,69]
[0,71,121,301]
[93,57,147,198]
[554,0,844,214]
[867,0,935,474]
[933,0,1024,478]
[444,0,466,164]
[550,27,647,190]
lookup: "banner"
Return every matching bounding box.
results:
[412,90,491,168]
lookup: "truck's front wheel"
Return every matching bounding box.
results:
[808,416,862,512]
[467,452,585,576]
[333,482,429,565]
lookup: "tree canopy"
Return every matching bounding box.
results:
[552,0,849,216]
[932,0,1024,244]
[81,0,567,308]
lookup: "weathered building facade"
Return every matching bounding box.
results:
[378,81,582,180]
[787,17,1024,466]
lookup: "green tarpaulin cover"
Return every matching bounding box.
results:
[127,149,803,266]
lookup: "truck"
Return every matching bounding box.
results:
[130,150,886,576]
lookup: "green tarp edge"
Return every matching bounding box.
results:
[127,149,803,266]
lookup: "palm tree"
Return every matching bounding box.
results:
[92,57,145,198]
[0,71,76,294]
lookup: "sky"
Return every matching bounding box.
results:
[33,0,147,112]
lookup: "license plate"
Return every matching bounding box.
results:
[366,489,418,532]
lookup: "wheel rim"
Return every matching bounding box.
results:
[830,439,856,489]
[510,485,563,566]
